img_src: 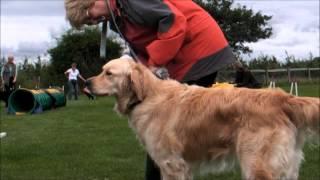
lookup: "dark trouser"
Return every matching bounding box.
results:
[68,80,79,100]
[145,72,218,180]
[3,77,16,108]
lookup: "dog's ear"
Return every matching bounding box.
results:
[130,65,145,101]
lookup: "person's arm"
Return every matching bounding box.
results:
[78,74,86,82]
[126,0,187,67]
[64,69,70,78]
[76,70,86,82]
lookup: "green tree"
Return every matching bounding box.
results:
[194,0,272,55]
[310,57,320,68]
[35,56,42,77]
[248,55,281,69]
[17,57,36,89]
[17,56,52,89]
[22,56,28,70]
[48,27,122,86]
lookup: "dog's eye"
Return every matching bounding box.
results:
[106,71,112,76]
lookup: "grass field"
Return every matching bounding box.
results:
[1,83,319,180]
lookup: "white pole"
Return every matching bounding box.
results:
[269,81,276,89]
[295,82,298,96]
[290,82,294,94]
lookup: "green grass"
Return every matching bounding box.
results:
[1,83,319,180]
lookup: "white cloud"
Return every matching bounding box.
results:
[0,15,68,60]
[236,0,320,60]
[0,0,68,61]
[1,0,65,16]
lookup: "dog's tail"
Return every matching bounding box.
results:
[284,96,320,141]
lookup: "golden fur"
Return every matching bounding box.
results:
[64,0,95,29]
[87,57,319,180]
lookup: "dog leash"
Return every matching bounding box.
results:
[100,21,108,59]
[101,0,139,61]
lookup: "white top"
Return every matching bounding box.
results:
[66,68,80,80]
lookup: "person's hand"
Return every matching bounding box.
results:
[150,66,169,80]
[13,77,16,83]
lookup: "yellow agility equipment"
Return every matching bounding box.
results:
[211,82,235,89]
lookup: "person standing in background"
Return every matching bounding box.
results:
[64,63,86,100]
[1,55,18,108]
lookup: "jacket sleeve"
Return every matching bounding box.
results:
[125,0,187,66]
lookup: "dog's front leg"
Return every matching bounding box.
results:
[158,157,193,180]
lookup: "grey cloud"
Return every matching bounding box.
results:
[0,46,15,56]
[1,0,65,16]
[1,41,50,62]
[16,41,49,54]
[298,20,319,33]
[237,0,319,59]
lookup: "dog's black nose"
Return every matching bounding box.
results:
[85,80,91,87]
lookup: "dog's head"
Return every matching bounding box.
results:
[86,57,157,114]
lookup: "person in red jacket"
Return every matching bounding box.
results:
[65,0,237,179]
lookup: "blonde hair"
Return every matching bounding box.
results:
[64,0,95,29]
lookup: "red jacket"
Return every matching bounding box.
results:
[111,0,235,82]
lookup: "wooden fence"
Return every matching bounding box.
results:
[218,67,320,85]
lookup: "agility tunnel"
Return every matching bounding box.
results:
[8,88,66,115]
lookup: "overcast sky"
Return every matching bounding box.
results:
[0,0,319,63]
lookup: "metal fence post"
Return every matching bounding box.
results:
[287,68,291,82]
[265,68,269,86]
[308,68,311,81]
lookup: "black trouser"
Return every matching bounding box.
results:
[145,72,218,180]
[3,77,16,108]
[68,80,79,100]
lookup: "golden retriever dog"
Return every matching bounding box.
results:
[86,57,319,180]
